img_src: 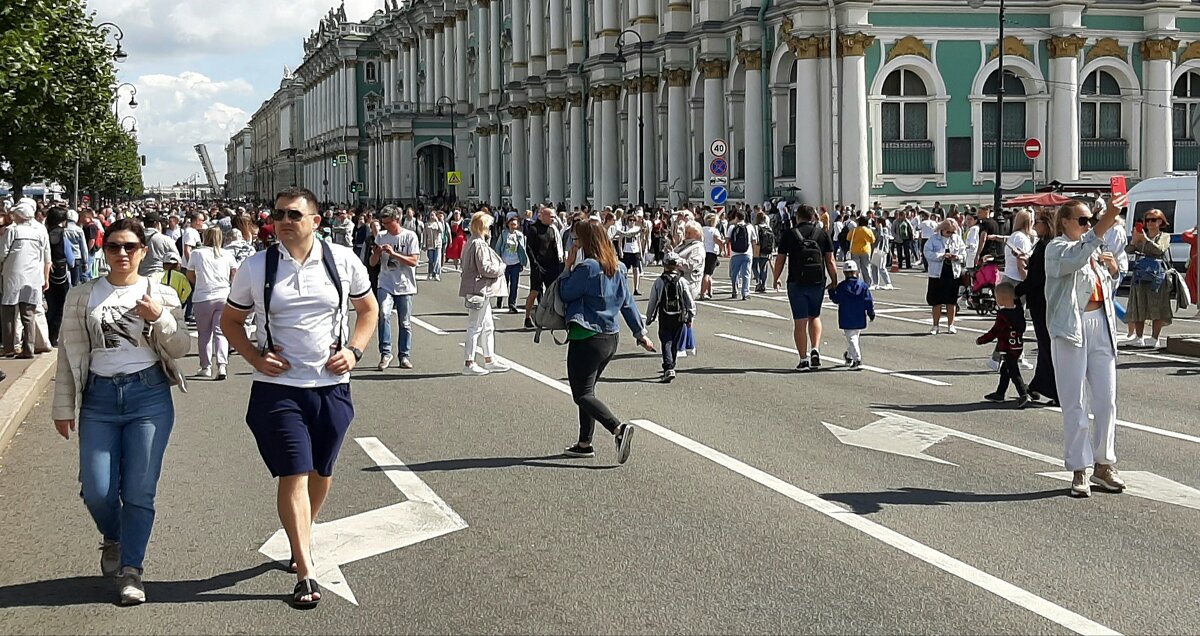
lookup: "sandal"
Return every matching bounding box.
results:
[292,578,321,609]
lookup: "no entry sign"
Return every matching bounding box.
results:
[1024,138,1042,160]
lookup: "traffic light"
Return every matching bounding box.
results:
[140,155,146,166]
[331,157,339,167]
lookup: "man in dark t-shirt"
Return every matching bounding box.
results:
[772,204,839,371]
[523,206,564,329]
[976,206,1003,266]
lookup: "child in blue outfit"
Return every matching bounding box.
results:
[829,260,875,369]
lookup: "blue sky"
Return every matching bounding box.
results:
[88,0,379,188]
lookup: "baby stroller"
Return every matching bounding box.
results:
[960,256,1001,315]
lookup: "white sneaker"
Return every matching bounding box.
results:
[484,361,511,373]
[1018,357,1034,370]
[196,367,211,378]
[118,566,145,605]
[677,350,688,359]
[377,354,393,371]
[946,325,958,335]
[1141,336,1158,348]
[461,363,490,376]
[883,284,895,290]
[929,328,939,336]
[216,364,227,380]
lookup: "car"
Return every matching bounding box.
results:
[1125,175,1197,268]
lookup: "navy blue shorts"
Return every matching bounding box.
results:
[786,282,825,320]
[246,382,355,478]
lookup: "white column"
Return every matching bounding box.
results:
[1144,53,1174,177]
[627,87,639,204]
[391,53,400,104]
[701,59,728,207]
[490,2,502,92]
[569,0,585,65]
[549,99,566,205]
[1049,51,1081,183]
[478,5,490,98]
[433,26,445,101]
[345,62,357,128]
[423,30,435,107]
[455,13,468,104]
[490,124,503,206]
[642,85,658,207]
[530,0,546,74]
[529,103,547,206]
[382,56,392,106]
[511,109,529,210]
[742,50,765,205]
[511,0,528,80]
[840,42,870,211]
[569,94,586,208]
[391,136,402,200]
[549,0,566,68]
[444,22,456,104]
[666,70,689,209]
[796,54,822,205]
[601,88,620,208]
[478,129,492,205]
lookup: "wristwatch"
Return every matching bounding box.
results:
[348,346,363,362]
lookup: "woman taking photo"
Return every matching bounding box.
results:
[1016,214,1058,405]
[494,215,528,313]
[52,217,191,605]
[558,219,655,463]
[1124,209,1174,348]
[923,219,967,335]
[1045,198,1124,498]
[186,228,238,380]
[459,212,510,376]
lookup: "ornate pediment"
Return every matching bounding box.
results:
[1086,37,1127,62]
[1181,41,1200,64]
[988,36,1032,62]
[887,36,931,62]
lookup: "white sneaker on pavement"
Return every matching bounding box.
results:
[118,566,145,605]
[196,367,211,378]
[484,361,511,373]
[462,363,490,376]
[377,354,393,371]
[1018,357,1034,370]
[946,325,958,334]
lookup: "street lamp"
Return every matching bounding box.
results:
[367,117,384,208]
[969,0,1006,213]
[614,29,646,208]
[437,95,456,202]
[113,82,138,116]
[120,115,138,138]
[97,22,128,62]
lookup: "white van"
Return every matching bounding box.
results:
[1125,175,1196,267]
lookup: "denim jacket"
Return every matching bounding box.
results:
[924,233,968,279]
[559,258,647,338]
[1044,230,1117,351]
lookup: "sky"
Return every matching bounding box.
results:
[88,0,381,189]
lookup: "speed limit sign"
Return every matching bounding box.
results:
[710,139,728,157]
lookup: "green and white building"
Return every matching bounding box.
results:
[228,0,1200,209]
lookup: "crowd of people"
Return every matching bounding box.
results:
[0,186,1191,608]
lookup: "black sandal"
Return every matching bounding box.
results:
[292,578,321,609]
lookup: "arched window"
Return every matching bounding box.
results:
[1081,70,1122,140]
[980,69,1027,173]
[1173,71,1200,140]
[880,68,933,174]
[788,62,798,147]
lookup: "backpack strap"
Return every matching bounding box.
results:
[320,241,346,350]
[262,244,280,353]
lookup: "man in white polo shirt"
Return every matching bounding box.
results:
[221,186,378,609]
[371,205,420,370]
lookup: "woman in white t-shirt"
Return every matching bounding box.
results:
[51,217,191,606]
[186,228,238,379]
[1003,209,1034,287]
[700,214,726,300]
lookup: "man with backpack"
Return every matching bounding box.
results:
[753,211,775,293]
[773,204,838,371]
[725,210,757,300]
[646,252,696,383]
[523,206,564,330]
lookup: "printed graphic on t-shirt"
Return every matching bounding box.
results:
[98,304,143,350]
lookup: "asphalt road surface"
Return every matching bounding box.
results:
[1,260,1198,635]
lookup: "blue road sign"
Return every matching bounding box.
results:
[711,186,729,204]
[709,158,728,176]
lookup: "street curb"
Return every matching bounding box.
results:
[0,354,57,459]
[1165,334,1200,358]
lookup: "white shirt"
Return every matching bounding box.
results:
[1103,224,1129,273]
[1004,231,1033,282]
[226,240,371,387]
[0,221,51,306]
[186,246,238,304]
[181,227,201,251]
[964,225,981,265]
[725,222,758,256]
[918,219,939,240]
[87,278,161,377]
[376,229,421,296]
[702,226,721,254]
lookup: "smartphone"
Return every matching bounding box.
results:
[1134,221,1144,234]
[1110,176,1128,201]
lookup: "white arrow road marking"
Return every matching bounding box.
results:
[444,347,1117,634]
[827,412,1200,511]
[258,437,468,605]
[716,333,951,387]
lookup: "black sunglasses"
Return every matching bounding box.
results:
[104,242,143,254]
[1144,218,1163,223]
[271,208,309,222]
[1076,215,1095,227]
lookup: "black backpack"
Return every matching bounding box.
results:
[791,225,825,285]
[758,224,776,255]
[730,224,750,253]
[660,271,686,317]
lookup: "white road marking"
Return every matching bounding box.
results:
[456,349,1117,633]
[696,300,788,321]
[715,333,951,387]
[411,316,449,335]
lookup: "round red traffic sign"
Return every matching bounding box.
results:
[1024,138,1042,159]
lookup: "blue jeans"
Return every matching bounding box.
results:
[505,263,522,307]
[427,248,442,278]
[752,257,770,289]
[730,253,752,298]
[377,290,413,358]
[78,365,175,571]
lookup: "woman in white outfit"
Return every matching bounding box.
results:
[458,212,510,376]
[186,228,237,380]
[1044,198,1125,498]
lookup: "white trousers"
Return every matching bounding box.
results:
[844,329,862,362]
[464,303,495,362]
[1050,309,1118,471]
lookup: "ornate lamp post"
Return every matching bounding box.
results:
[96,22,128,62]
[614,29,645,208]
[969,0,1006,213]
[437,95,456,202]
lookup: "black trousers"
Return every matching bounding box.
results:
[658,319,684,371]
[996,351,1029,398]
[1027,303,1058,401]
[567,332,621,445]
[45,281,70,346]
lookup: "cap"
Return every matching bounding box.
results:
[67,209,79,223]
[843,260,859,273]
[13,198,36,220]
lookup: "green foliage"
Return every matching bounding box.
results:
[0,0,142,198]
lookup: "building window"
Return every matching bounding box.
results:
[365,62,378,84]
[1173,71,1200,169]
[980,69,1030,172]
[1080,69,1128,171]
[880,68,933,174]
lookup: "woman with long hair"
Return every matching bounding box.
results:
[445,210,467,270]
[186,227,237,380]
[558,219,655,463]
[493,215,528,313]
[1016,214,1058,405]
[1045,198,1124,497]
[52,217,191,605]
[458,212,510,375]
[225,214,258,266]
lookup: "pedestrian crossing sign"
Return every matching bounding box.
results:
[447,171,463,186]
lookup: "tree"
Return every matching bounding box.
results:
[0,0,124,197]
[74,121,144,201]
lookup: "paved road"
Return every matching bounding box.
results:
[0,261,1198,635]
